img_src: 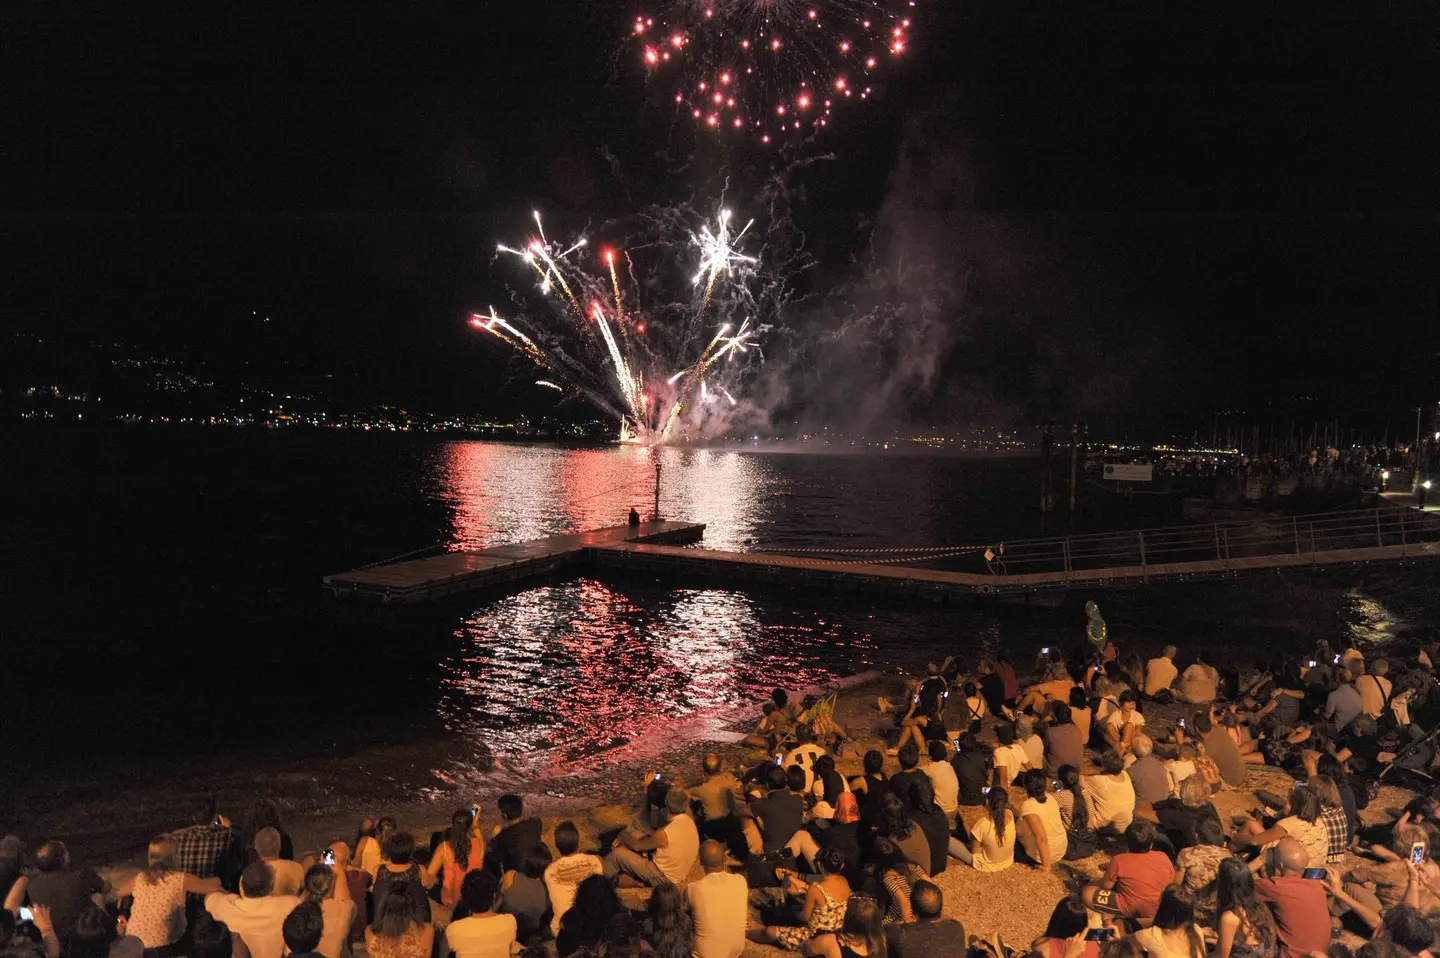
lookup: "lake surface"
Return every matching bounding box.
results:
[7,429,1437,835]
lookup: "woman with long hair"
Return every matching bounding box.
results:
[951,787,1015,871]
[113,836,221,955]
[365,882,433,958]
[872,837,927,923]
[1056,764,1098,860]
[1236,786,1328,868]
[1215,858,1278,958]
[355,816,397,881]
[643,882,694,958]
[809,894,887,958]
[875,792,930,875]
[1032,897,1102,958]
[1018,769,1068,869]
[1307,775,1351,863]
[444,870,516,958]
[298,863,356,958]
[556,875,621,957]
[423,808,486,909]
[1130,885,1205,958]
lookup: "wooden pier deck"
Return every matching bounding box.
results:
[323,521,706,603]
[589,535,1440,600]
[325,504,1440,604]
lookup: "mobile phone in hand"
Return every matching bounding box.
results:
[1302,867,1327,880]
[1086,928,1115,942]
[322,849,336,866]
[1412,842,1427,865]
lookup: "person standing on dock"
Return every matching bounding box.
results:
[628,507,640,527]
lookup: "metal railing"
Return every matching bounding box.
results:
[988,506,1440,579]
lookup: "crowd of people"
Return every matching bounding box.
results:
[6,630,1440,958]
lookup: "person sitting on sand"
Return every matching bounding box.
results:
[991,724,1031,787]
[1017,770,1067,871]
[949,785,1014,872]
[740,764,805,858]
[1175,651,1219,706]
[542,821,602,936]
[1082,749,1137,833]
[1104,690,1146,756]
[889,690,946,757]
[445,870,517,958]
[1231,785,1328,870]
[748,846,850,952]
[1082,820,1173,923]
[951,734,994,807]
[484,795,542,877]
[604,786,699,888]
[423,808,485,909]
[741,702,788,752]
[684,840,746,958]
[883,881,965,958]
[1031,898,1102,958]
[1143,646,1180,702]
[1017,669,1079,716]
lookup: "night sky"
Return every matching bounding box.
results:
[5,1,1437,435]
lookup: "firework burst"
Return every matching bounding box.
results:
[631,0,918,143]
[474,204,776,444]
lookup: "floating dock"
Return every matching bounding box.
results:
[323,521,705,603]
[325,504,1440,604]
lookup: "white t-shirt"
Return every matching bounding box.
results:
[1019,796,1068,863]
[543,853,604,934]
[1107,707,1146,738]
[204,893,296,958]
[1082,773,1136,831]
[1021,734,1045,771]
[445,913,517,958]
[313,898,357,958]
[1144,657,1178,696]
[994,743,1031,784]
[970,810,1016,872]
[923,761,960,815]
[686,871,748,958]
[653,814,700,883]
[784,743,829,789]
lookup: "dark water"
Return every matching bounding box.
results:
[7,428,1438,836]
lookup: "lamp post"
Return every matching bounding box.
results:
[1413,407,1423,492]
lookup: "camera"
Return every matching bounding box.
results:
[19,907,34,922]
[654,772,663,781]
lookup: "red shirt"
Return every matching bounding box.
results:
[995,661,1019,700]
[1104,850,1173,919]
[1256,875,1331,958]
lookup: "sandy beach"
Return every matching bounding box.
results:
[63,669,1417,957]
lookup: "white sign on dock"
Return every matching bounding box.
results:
[1103,463,1154,483]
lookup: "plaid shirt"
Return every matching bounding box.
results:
[168,823,237,879]
[1321,804,1350,863]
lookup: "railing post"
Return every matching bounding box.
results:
[1293,516,1301,554]
[1063,538,1072,575]
[1400,509,1407,546]
[1137,530,1147,579]
[1376,509,1383,548]
[1213,524,1222,561]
